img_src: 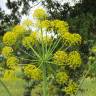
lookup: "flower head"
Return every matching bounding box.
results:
[3,32,17,46]
[40,20,51,30]
[51,20,69,34]
[53,51,68,65]
[6,56,19,69]
[61,32,81,46]
[12,25,26,38]
[24,64,42,80]
[2,46,13,58]
[68,51,82,69]
[3,70,17,80]
[56,72,68,84]
[22,36,36,48]
[33,8,47,20]
[64,80,78,95]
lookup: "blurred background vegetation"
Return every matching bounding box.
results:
[0,0,96,96]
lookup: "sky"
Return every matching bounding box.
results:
[0,0,79,21]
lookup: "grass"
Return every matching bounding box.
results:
[0,78,96,96]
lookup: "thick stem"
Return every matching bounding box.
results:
[42,63,48,96]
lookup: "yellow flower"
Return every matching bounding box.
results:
[68,51,82,69]
[22,19,32,26]
[31,68,42,80]
[64,80,78,95]
[6,56,19,69]
[3,70,17,80]
[40,20,51,30]
[51,20,69,34]
[61,32,81,46]
[22,32,38,48]
[30,31,37,40]
[53,51,68,65]
[56,72,68,84]
[33,8,47,20]
[24,64,42,80]
[12,25,26,38]
[3,32,17,46]
[22,36,35,48]
[2,46,13,58]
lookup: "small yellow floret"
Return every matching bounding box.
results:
[61,32,81,46]
[64,80,78,95]
[24,64,42,80]
[68,51,82,69]
[3,32,17,46]
[33,8,47,20]
[7,56,19,69]
[22,36,35,48]
[2,46,13,58]
[56,72,68,84]
[53,51,68,65]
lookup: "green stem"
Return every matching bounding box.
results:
[42,63,48,96]
[0,79,12,96]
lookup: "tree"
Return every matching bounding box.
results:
[42,0,96,40]
[0,0,40,35]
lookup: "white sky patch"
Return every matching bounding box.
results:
[0,0,80,21]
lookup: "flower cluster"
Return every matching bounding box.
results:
[61,32,82,46]
[40,20,51,30]
[33,8,47,20]
[56,72,68,84]
[3,32,17,46]
[13,25,26,38]
[51,20,69,34]
[53,51,68,65]
[64,80,78,95]
[24,64,42,80]
[22,36,35,48]
[6,56,19,69]
[2,46,13,58]
[67,51,82,69]
[3,70,17,80]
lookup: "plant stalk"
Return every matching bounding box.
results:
[42,63,48,96]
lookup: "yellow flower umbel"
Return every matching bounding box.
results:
[22,36,35,48]
[24,64,42,80]
[61,32,81,46]
[3,32,17,46]
[6,56,19,69]
[3,70,17,80]
[64,80,78,95]
[12,25,26,38]
[31,68,42,80]
[30,31,37,40]
[2,46,13,58]
[56,72,68,84]
[53,51,68,65]
[68,51,82,69]
[40,20,51,30]
[51,20,69,34]
[33,8,47,20]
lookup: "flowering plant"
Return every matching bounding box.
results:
[1,8,83,96]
